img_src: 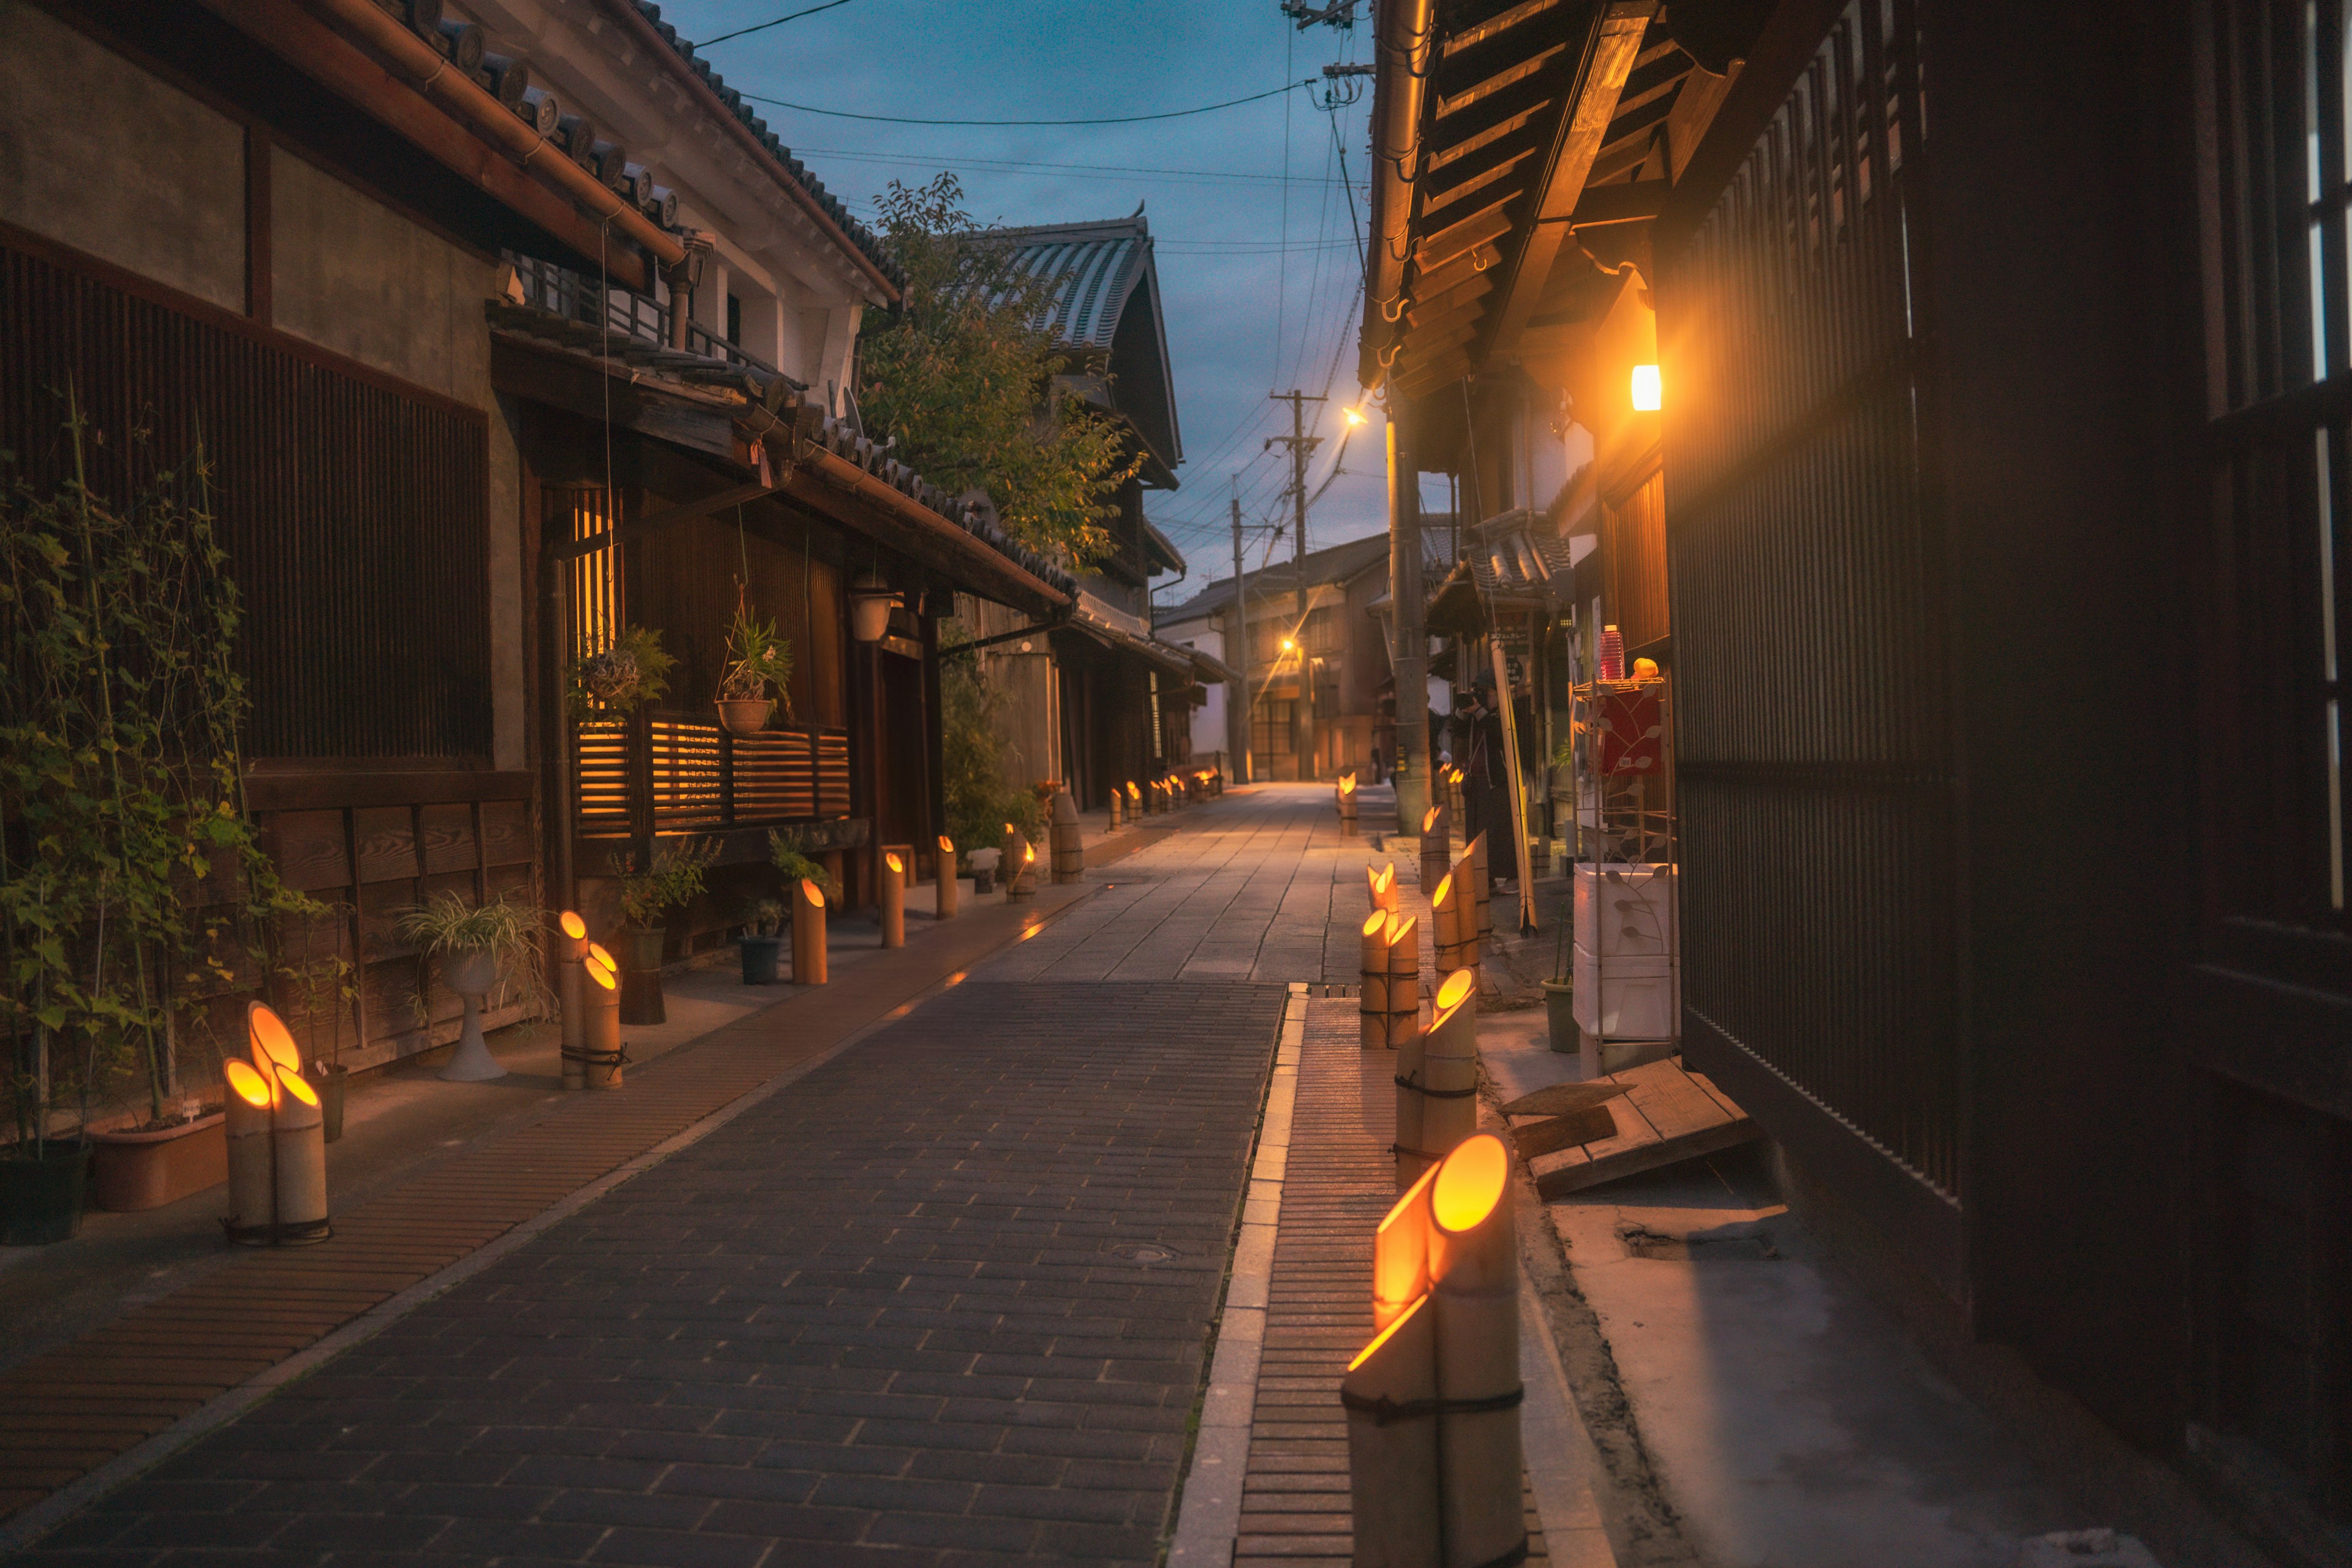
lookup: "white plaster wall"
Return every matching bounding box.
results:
[0,4,246,311]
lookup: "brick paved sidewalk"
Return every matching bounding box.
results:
[18,981,1285,1567]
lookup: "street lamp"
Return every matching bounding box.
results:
[1630,363,1662,412]
[1343,405,1368,426]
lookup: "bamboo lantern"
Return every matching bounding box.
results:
[1383,914,1422,1050]
[1050,790,1083,883]
[1360,910,1391,1050]
[883,843,914,895]
[1342,1292,1443,1568]
[579,954,625,1087]
[1370,862,1401,914]
[270,1065,330,1245]
[222,1059,276,1247]
[881,851,907,948]
[1449,845,1484,968]
[249,1000,300,1080]
[1397,969,1476,1190]
[1338,771,1360,836]
[1008,840,1038,902]
[1374,1161,1439,1331]
[935,835,959,919]
[1469,831,1494,944]
[1430,873,1472,976]
[1420,970,1480,1166]
[557,911,588,1090]
[1430,1134,1525,1568]
[1421,802,1451,901]
[792,878,829,984]
[1001,821,1023,888]
[1109,788,1125,829]
[1447,766,1466,825]
[1127,780,1144,819]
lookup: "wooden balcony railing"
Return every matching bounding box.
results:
[576,711,850,843]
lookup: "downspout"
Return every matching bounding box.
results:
[1359,0,1436,388]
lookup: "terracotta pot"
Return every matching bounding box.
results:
[715,697,774,736]
[89,1113,227,1212]
[2,1141,91,1245]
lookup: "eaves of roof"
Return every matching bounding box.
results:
[615,0,905,300]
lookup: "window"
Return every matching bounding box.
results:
[1252,699,1296,764]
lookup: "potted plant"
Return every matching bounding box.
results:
[739,898,786,985]
[767,836,842,905]
[715,582,794,737]
[395,892,545,1082]
[609,837,717,1024]
[564,624,674,721]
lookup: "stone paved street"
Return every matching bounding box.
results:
[17,788,1383,1567]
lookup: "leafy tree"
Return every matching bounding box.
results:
[938,627,1043,862]
[859,173,1140,569]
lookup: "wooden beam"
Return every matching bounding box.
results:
[1487,0,1656,360]
[1572,179,1670,227]
[1656,0,1848,257]
[1413,195,1516,273]
[199,0,652,293]
[549,480,777,560]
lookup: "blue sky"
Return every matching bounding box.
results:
[654,0,1390,603]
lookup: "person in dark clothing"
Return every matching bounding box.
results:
[1458,674,1516,886]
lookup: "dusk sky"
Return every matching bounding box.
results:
[654,0,1389,608]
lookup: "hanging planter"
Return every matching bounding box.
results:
[563,625,674,721]
[715,582,794,736]
[848,571,897,643]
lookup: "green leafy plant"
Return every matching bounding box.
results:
[745,897,786,938]
[766,834,841,903]
[859,173,1142,568]
[394,891,547,1022]
[609,838,716,931]
[718,584,794,710]
[564,624,674,720]
[2,407,330,1147]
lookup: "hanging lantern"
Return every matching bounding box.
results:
[1630,363,1662,412]
[849,572,897,642]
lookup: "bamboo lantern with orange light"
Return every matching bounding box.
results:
[1001,821,1025,888]
[1420,801,1452,901]
[1049,789,1082,883]
[1360,910,1392,1050]
[1008,840,1038,902]
[791,878,828,985]
[1340,1290,1442,1568]
[1446,765,1466,825]
[935,835,960,919]
[1430,872,1471,976]
[1419,970,1482,1171]
[1368,862,1400,914]
[270,1063,330,1244]
[1383,914,1422,1049]
[1395,968,1477,1189]
[1449,843,1485,967]
[881,851,906,948]
[1429,1133,1525,1568]
[222,1058,276,1247]
[1337,770,1360,836]
[1126,779,1143,820]
[576,949,625,1086]
[1107,784,1125,829]
[557,911,589,1090]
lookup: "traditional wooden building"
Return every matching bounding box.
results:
[1,0,1070,1085]
[1361,0,2350,1559]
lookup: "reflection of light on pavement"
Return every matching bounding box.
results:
[944,970,967,987]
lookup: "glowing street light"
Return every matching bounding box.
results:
[1343,405,1368,426]
[1631,363,1662,412]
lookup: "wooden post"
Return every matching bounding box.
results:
[1430,1134,1525,1568]
[271,1066,330,1245]
[1050,790,1083,883]
[792,878,829,984]
[935,835,959,919]
[222,1060,274,1247]
[557,911,587,1090]
[1343,1294,1443,1568]
[881,851,906,948]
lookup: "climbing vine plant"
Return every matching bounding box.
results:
[0,405,334,1148]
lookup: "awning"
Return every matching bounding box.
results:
[1066,592,1200,680]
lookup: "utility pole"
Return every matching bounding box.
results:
[1387,403,1430,830]
[1230,483,1251,783]
[1266,389,1325,779]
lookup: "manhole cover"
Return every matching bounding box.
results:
[1105,1242,1182,1264]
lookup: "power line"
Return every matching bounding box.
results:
[791,145,1358,187]
[734,79,1316,127]
[692,0,858,48]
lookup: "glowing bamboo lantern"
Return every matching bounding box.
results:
[791,878,829,984]
[222,1059,276,1247]
[1049,790,1083,883]
[1342,1292,1442,1568]
[1109,787,1125,829]
[270,1065,330,1245]
[1127,779,1144,820]
[579,954,624,1087]
[1001,821,1024,888]
[1421,801,1452,900]
[1369,862,1401,914]
[935,835,959,919]
[1374,1161,1439,1331]
[1430,872,1472,975]
[1430,1134,1525,1568]
[881,851,907,948]
[1008,840,1038,902]
[1383,913,1422,1050]
[558,911,589,1090]
[249,1000,300,1080]
[1469,831,1494,945]
[1396,970,1477,1190]
[1449,844,1484,968]
[1360,910,1392,1049]
[1338,770,1360,836]
[1420,970,1480,1166]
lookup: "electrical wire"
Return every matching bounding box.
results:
[734,79,1317,127]
[692,0,858,48]
[791,145,1357,187]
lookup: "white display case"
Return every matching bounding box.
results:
[1572,862,1676,959]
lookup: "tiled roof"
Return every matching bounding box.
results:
[630,1,903,291]
[988,216,1156,351]
[1158,532,1398,622]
